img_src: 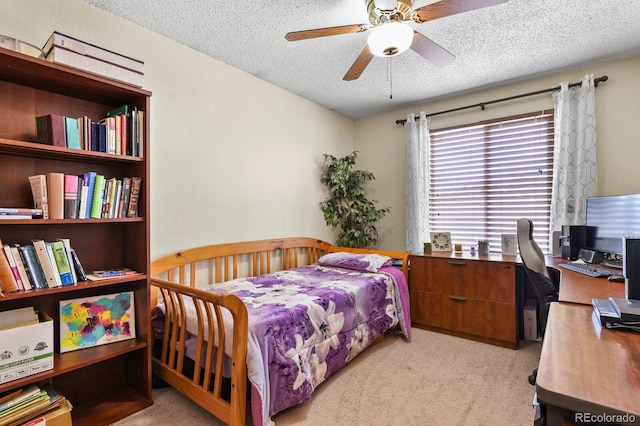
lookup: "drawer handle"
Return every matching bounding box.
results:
[449,295,468,302]
[448,261,467,267]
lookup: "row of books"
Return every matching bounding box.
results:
[27,173,142,220]
[0,237,86,294]
[0,383,71,425]
[36,104,144,157]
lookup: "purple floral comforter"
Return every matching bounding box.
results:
[157,262,411,426]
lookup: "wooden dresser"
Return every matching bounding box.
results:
[409,252,519,349]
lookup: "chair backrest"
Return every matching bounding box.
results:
[517,218,550,279]
[517,218,559,337]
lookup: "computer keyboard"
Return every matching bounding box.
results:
[559,262,615,278]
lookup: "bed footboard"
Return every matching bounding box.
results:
[151,278,248,425]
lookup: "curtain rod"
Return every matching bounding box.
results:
[395,75,608,125]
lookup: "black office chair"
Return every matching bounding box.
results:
[516,218,559,385]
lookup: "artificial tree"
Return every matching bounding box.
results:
[320,151,390,248]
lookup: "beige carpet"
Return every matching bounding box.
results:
[112,328,541,425]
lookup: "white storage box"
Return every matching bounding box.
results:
[0,311,54,384]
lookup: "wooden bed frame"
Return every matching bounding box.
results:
[150,237,410,425]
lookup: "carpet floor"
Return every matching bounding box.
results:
[112,328,542,425]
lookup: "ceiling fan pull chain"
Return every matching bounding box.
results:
[388,56,393,99]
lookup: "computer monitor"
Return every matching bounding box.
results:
[585,193,640,255]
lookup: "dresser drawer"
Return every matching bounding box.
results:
[410,257,515,303]
[411,291,517,344]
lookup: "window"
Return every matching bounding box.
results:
[428,110,554,253]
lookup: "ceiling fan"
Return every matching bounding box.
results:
[285,0,509,81]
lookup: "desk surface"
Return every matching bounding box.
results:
[545,256,625,305]
[536,303,640,418]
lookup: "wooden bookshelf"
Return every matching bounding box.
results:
[0,47,152,425]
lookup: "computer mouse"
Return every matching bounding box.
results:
[607,274,625,282]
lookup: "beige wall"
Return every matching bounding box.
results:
[1,0,355,259]
[355,56,640,251]
[4,1,639,256]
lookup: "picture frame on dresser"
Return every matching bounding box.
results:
[430,231,453,252]
[0,46,152,426]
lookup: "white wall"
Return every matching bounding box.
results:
[355,56,640,251]
[1,0,355,259]
[5,1,639,256]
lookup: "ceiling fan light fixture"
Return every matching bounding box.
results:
[367,22,413,57]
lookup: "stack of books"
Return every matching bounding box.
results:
[42,31,144,87]
[0,383,71,425]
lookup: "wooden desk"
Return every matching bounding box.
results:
[545,256,625,305]
[536,303,640,425]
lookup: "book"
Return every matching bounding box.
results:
[90,268,137,279]
[90,174,106,219]
[127,177,142,218]
[119,177,131,218]
[111,179,123,218]
[28,175,49,220]
[56,239,77,284]
[32,240,61,288]
[62,116,80,149]
[51,241,74,286]
[63,174,79,219]
[0,215,33,220]
[0,208,43,218]
[69,248,87,282]
[18,245,48,289]
[10,246,33,290]
[44,242,63,288]
[46,172,64,220]
[2,244,24,291]
[0,238,19,293]
[90,121,98,151]
[45,46,144,87]
[97,121,107,153]
[35,114,66,147]
[42,31,144,73]
[79,171,97,219]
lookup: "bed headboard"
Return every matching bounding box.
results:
[151,237,410,303]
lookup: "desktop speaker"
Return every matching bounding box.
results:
[623,237,640,300]
[561,225,597,260]
[578,248,604,264]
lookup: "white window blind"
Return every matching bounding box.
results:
[429,110,554,253]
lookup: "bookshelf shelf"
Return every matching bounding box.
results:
[0,47,151,425]
[0,137,144,163]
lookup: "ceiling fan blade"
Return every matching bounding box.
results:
[285,24,369,41]
[343,45,375,81]
[373,0,398,10]
[410,31,455,67]
[413,0,509,23]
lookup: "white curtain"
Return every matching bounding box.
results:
[550,74,598,237]
[405,112,430,253]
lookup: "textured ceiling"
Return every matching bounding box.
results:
[81,0,640,119]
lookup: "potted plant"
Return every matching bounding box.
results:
[320,151,390,248]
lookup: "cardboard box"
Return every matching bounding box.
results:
[523,299,538,341]
[22,399,73,426]
[0,312,53,384]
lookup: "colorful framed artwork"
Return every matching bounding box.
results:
[59,291,136,353]
[430,232,452,252]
